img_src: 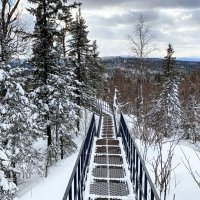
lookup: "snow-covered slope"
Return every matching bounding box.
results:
[17,136,83,200]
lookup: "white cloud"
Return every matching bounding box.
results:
[81,1,200,58]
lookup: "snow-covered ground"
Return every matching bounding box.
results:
[125,114,200,200]
[16,109,95,200]
[16,136,83,200]
[16,112,200,200]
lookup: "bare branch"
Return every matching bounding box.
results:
[180,147,200,188]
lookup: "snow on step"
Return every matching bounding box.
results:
[84,114,135,200]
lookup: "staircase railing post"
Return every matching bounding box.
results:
[118,113,160,200]
[62,113,98,200]
[96,108,102,137]
[112,105,118,138]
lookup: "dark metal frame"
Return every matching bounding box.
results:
[96,108,102,137]
[62,114,97,200]
[118,113,160,200]
[112,105,118,138]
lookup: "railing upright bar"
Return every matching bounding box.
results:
[144,175,148,200]
[74,171,77,199]
[62,114,97,200]
[118,113,160,200]
[112,105,118,138]
[69,187,72,200]
[97,108,102,137]
[139,162,143,200]
[151,189,154,200]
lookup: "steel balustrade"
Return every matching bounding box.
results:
[118,113,160,200]
[62,114,97,200]
[96,108,102,137]
[112,105,118,138]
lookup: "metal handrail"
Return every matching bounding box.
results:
[96,108,102,137]
[94,99,112,114]
[62,114,96,200]
[119,113,160,200]
[112,105,118,138]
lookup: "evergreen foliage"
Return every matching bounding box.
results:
[148,44,182,138]
[68,6,91,108]
[0,1,106,197]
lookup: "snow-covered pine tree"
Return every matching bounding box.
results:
[0,147,17,200]
[48,1,79,160]
[0,62,40,187]
[68,5,91,130]
[86,40,106,99]
[47,53,78,160]
[0,66,17,200]
[28,0,64,170]
[58,1,79,58]
[183,94,200,142]
[148,44,182,138]
[28,0,78,166]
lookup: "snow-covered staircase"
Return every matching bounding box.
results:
[62,108,160,200]
[84,114,134,200]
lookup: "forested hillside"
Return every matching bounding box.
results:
[0,1,105,199]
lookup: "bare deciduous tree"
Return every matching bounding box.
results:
[152,136,179,200]
[181,147,200,188]
[0,0,27,61]
[127,14,157,146]
[127,15,157,74]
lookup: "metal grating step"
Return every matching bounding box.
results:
[94,155,123,165]
[102,135,114,138]
[109,166,125,178]
[92,166,125,178]
[108,147,121,154]
[109,180,129,196]
[108,140,119,145]
[94,155,107,164]
[90,180,109,196]
[92,166,107,178]
[102,130,113,132]
[109,155,123,165]
[102,131,113,133]
[95,146,121,154]
[101,133,114,136]
[96,146,107,153]
[96,139,119,146]
[90,180,129,197]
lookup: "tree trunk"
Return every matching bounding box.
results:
[11,161,17,185]
[60,136,64,160]
[47,124,52,146]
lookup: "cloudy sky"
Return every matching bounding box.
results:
[79,0,200,59]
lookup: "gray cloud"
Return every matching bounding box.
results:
[82,0,200,57]
[86,10,159,28]
[82,0,200,9]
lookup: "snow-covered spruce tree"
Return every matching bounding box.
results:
[68,5,91,130]
[0,148,17,200]
[0,67,17,200]
[48,42,78,160]
[28,0,78,166]
[182,95,200,142]
[58,1,79,58]
[28,0,63,169]
[86,40,106,99]
[49,1,79,160]
[148,44,182,138]
[0,63,40,187]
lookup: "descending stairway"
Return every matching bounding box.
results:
[84,114,134,200]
